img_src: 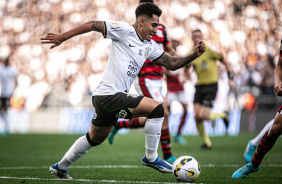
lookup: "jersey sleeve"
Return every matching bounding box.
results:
[280,39,282,57]
[104,21,131,41]
[149,40,165,62]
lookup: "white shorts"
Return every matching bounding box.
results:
[134,77,164,103]
[166,90,188,106]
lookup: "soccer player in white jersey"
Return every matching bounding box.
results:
[41,3,205,179]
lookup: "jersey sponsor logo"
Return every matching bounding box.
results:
[116,110,127,119]
[144,47,151,59]
[138,50,142,56]
[127,60,140,78]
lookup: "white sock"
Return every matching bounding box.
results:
[58,135,93,171]
[144,117,163,162]
[251,119,274,147]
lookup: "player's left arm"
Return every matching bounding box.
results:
[155,41,205,71]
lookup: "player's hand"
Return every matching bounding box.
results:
[41,33,65,49]
[193,41,206,57]
[274,81,282,96]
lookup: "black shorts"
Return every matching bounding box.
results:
[92,92,144,127]
[0,97,11,112]
[194,83,218,108]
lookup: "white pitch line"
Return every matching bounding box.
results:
[0,176,199,184]
[1,164,282,170]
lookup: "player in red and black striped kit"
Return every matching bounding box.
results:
[108,0,179,164]
[232,39,282,178]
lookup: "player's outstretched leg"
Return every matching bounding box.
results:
[231,162,259,178]
[49,163,72,179]
[140,103,173,173]
[141,156,172,173]
[244,140,256,163]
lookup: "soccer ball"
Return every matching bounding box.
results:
[172,156,200,182]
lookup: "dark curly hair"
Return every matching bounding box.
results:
[139,0,154,3]
[135,3,162,18]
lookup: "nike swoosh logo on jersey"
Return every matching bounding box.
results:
[129,44,136,47]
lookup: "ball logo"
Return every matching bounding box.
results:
[185,169,196,178]
[173,157,192,177]
[116,110,127,119]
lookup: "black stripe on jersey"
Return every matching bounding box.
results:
[103,21,107,38]
[133,26,144,42]
[152,51,165,62]
[138,72,163,77]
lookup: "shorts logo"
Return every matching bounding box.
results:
[116,110,127,119]
[93,113,97,119]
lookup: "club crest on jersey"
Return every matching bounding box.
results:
[144,47,151,59]
[116,110,127,119]
[109,21,119,28]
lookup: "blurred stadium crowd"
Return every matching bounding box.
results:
[0,0,281,112]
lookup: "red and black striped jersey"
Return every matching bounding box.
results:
[166,75,184,93]
[138,24,170,79]
[280,39,282,57]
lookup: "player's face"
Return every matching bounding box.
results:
[192,31,202,45]
[142,14,159,41]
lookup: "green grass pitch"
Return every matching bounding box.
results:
[0,132,282,184]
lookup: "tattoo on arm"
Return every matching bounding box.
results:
[156,53,197,71]
[91,21,105,35]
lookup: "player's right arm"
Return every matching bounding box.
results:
[274,54,282,96]
[41,21,105,49]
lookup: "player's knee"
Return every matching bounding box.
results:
[147,104,164,119]
[194,114,201,122]
[86,132,102,146]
